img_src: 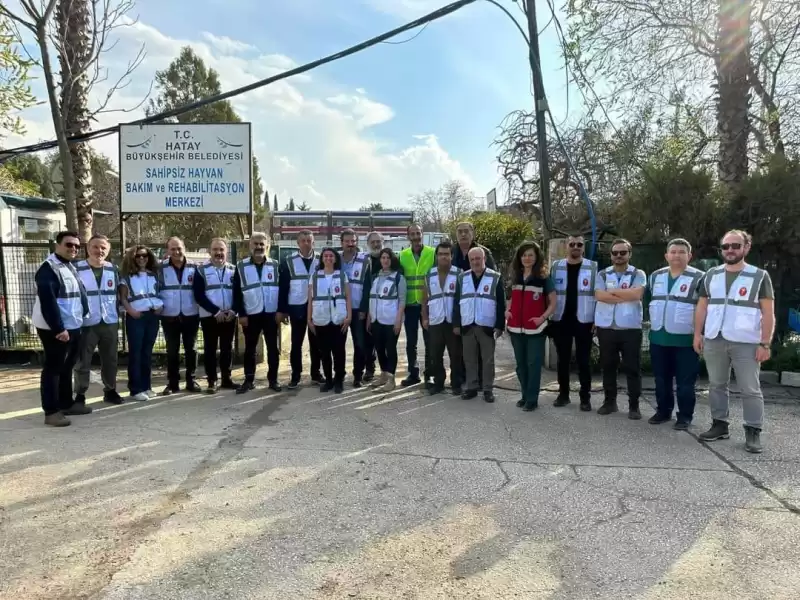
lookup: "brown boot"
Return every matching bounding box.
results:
[45,412,71,427]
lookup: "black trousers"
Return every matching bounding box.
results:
[362,325,377,375]
[162,315,200,388]
[552,319,594,401]
[242,312,280,383]
[200,317,236,383]
[316,323,347,383]
[371,323,399,374]
[37,328,82,415]
[428,322,463,387]
[290,315,321,380]
[597,327,643,403]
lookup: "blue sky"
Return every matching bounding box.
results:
[8,0,575,209]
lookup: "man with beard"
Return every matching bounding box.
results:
[339,229,371,387]
[550,234,597,410]
[193,238,240,393]
[360,231,384,382]
[233,233,282,393]
[694,230,774,453]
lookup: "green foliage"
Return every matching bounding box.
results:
[2,154,52,196]
[763,342,800,374]
[0,18,36,138]
[451,212,535,267]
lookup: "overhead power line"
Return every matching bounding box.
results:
[0,0,479,162]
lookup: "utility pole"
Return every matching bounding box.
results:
[524,0,552,239]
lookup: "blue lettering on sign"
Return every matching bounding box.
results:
[125,182,153,193]
[165,196,204,208]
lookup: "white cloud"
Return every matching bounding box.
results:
[4,19,476,210]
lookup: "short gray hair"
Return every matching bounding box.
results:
[667,238,692,253]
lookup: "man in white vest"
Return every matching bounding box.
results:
[693,230,775,453]
[340,229,371,387]
[453,247,506,403]
[277,229,321,388]
[232,233,282,393]
[73,234,123,406]
[421,240,463,396]
[158,236,201,395]
[646,238,704,430]
[594,238,647,419]
[550,234,597,410]
[192,238,240,393]
[32,231,89,427]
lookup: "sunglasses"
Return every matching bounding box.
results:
[611,250,629,257]
[568,242,584,248]
[720,243,742,251]
[63,242,80,249]
[135,253,149,259]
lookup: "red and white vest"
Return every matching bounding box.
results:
[507,276,549,334]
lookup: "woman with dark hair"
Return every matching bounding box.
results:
[506,241,556,411]
[366,248,406,392]
[119,245,163,401]
[308,248,352,393]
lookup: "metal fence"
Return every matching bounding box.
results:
[0,239,251,352]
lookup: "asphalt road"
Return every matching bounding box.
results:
[2,341,800,599]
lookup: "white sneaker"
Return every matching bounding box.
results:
[145,389,156,398]
[131,392,149,401]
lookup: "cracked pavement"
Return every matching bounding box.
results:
[2,356,800,599]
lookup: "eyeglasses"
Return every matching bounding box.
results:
[63,242,80,249]
[611,250,629,257]
[135,253,149,259]
[720,243,743,251]
[568,242,584,248]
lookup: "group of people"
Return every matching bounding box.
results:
[31,226,774,454]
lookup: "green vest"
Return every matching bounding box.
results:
[399,246,435,304]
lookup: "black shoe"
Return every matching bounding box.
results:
[185,380,202,393]
[461,389,478,400]
[698,419,730,441]
[287,379,300,390]
[268,381,283,392]
[744,426,763,453]
[103,390,124,405]
[428,385,445,396]
[64,401,92,415]
[673,421,690,431]
[401,375,421,387]
[236,381,255,395]
[484,391,495,403]
[522,403,537,412]
[553,395,571,407]
[334,382,344,394]
[451,386,463,396]
[516,398,525,407]
[206,382,218,394]
[579,402,592,412]
[597,401,618,415]
[320,381,334,392]
[353,380,363,389]
[649,413,672,425]
[161,385,179,397]
[74,393,86,404]
[310,373,324,384]
[363,372,375,383]
[628,401,642,420]
[220,379,240,390]
[424,380,433,390]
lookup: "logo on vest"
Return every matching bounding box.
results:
[383,287,388,294]
[188,275,193,283]
[582,278,589,286]
[107,279,113,287]
[354,270,359,278]
[739,286,748,297]
[483,285,489,292]
[680,283,688,292]
[533,292,540,300]
[621,283,629,289]
[450,282,455,290]
[267,272,273,280]
[334,287,340,294]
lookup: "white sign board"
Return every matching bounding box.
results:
[486,188,497,212]
[119,123,252,214]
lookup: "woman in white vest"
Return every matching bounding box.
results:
[307,248,352,393]
[367,248,407,393]
[693,229,775,453]
[119,245,163,402]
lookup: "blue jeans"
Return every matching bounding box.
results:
[404,304,429,379]
[350,310,367,380]
[650,343,699,423]
[510,333,546,408]
[126,311,160,395]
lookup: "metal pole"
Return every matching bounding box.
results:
[524,0,552,240]
[0,241,13,347]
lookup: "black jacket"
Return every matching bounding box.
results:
[453,243,496,272]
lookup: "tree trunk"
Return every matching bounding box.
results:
[57,0,93,242]
[715,0,752,195]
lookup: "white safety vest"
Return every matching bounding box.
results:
[123,272,163,313]
[32,254,85,331]
[458,268,500,328]
[311,270,348,326]
[237,257,279,315]
[551,258,597,323]
[369,271,403,326]
[287,252,318,305]
[425,266,459,325]
[595,266,644,329]
[343,251,369,310]
[158,259,198,317]
[648,266,704,335]
[198,261,235,318]
[75,260,119,326]
[703,264,767,344]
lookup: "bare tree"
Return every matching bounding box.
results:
[0,0,146,240]
[411,180,479,231]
